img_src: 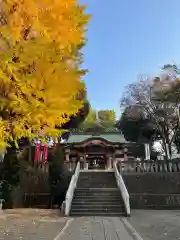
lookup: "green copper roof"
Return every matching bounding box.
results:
[65,132,128,144]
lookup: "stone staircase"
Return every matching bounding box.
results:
[70,171,126,216]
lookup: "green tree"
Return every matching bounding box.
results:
[116,105,155,143]
[1,145,21,208]
[98,110,116,129]
[61,101,90,131]
[76,108,116,132]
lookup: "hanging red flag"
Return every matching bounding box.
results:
[44,145,48,163]
[35,143,41,161]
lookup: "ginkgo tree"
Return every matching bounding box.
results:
[0,0,90,149]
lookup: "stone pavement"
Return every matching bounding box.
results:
[129,210,180,240]
[1,210,180,239]
[0,215,68,240]
[59,217,135,240]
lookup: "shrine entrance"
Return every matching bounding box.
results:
[85,143,108,169]
[64,135,127,171]
[86,154,107,170]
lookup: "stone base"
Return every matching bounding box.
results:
[130,193,180,209]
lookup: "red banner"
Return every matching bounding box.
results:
[35,143,41,161]
[44,145,48,163]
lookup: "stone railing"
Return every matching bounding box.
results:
[63,161,80,216]
[117,159,180,173]
[113,161,130,216]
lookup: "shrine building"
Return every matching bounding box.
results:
[62,131,150,171]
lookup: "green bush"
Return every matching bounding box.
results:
[1,148,21,208]
[48,145,70,207]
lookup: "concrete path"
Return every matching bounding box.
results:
[58,217,135,240]
[129,210,180,240]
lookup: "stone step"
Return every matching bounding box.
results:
[78,177,116,181]
[72,201,123,206]
[78,180,116,183]
[77,183,117,186]
[74,193,121,198]
[72,201,124,206]
[77,181,116,183]
[75,188,118,191]
[78,173,116,182]
[74,193,121,199]
[71,172,124,217]
[73,197,122,202]
[71,205,124,211]
[77,184,117,188]
[78,181,117,185]
[75,188,119,192]
[77,182,117,185]
[79,172,115,176]
[78,175,116,180]
[70,211,126,217]
[74,191,121,196]
[72,199,123,204]
[72,200,123,205]
[79,176,116,179]
[72,196,123,201]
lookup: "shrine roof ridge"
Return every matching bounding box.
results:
[63,132,129,144]
[69,131,121,135]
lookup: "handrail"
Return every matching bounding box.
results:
[64,161,80,216]
[113,161,130,216]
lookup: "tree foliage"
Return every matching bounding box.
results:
[76,108,117,132]
[0,0,90,149]
[61,100,90,130]
[98,110,116,128]
[153,64,180,103]
[119,74,180,159]
[60,100,90,141]
[116,105,155,142]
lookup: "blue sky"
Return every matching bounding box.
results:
[80,0,180,118]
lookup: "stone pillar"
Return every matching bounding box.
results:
[79,156,83,169]
[83,157,88,170]
[106,156,112,169]
[145,143,150,160]
[65,148,70,161]
[166,143,170,160]
[123,147,128,161]
[65,153,69,162]
[85,155,89,170]
[64,148,70,171]
[109,156,113,169]
[83,155,87,170]
[85,161,89,170]
[78,156,84,170]
[112,152,115,163]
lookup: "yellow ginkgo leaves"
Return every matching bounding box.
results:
[0,0,90,149]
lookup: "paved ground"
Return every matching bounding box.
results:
[0,214,136,240]
[129,210,180,240]
[1,210,179,240]
[0,215,68,240]
[60,217,134,240]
